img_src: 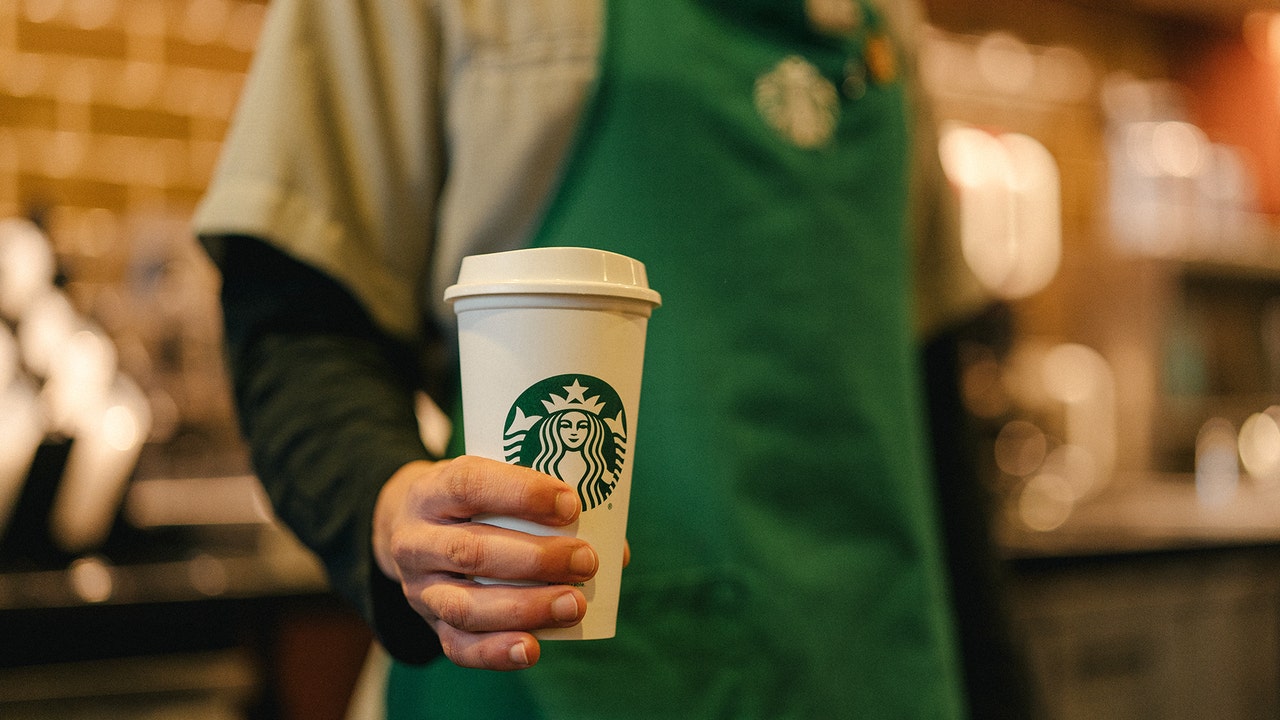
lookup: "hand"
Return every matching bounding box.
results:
[373,456,598,670]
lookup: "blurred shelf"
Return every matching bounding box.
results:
[1175,248,1280,284]
[0,650,255,716]
[1001,472,1280,559]
[0,523,326,612]
[1119,0,1280,22]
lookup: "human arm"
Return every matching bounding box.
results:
[208,236,597,669]
[194,0,610,670]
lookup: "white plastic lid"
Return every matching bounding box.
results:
[444,247,661,306]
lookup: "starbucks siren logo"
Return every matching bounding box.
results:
[504,375,627,512]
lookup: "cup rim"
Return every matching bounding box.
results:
[443,247,662,306]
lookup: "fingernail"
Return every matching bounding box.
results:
[509,641,530,667]
[555,490,578,522]
[569,545,598,577]
[552,592,582,623]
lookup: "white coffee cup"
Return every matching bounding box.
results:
[444,247,661,640]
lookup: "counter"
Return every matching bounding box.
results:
[1002,472,1280,559]
[0,443,365,720]
[1000,474,1280,720]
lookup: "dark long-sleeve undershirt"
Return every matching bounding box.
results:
[204,234,442,664]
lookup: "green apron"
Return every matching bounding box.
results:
[389,1,966,717]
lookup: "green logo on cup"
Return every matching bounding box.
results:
[505,375,626,512]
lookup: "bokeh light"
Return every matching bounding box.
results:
[995,419,1049,477]
[1239,408,1280,485]
[976,32,1035,94]
[69,556,114,603]
[103,403,141,452]
[1196,418,1239,507]
[1018,472,1075,532]
[939,124,1061,300]
[1244,11,1280,65]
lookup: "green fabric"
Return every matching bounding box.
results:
[389,0,965,717]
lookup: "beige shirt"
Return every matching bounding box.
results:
[194,0,982,340]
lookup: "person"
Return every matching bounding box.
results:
[195,0,1033,717]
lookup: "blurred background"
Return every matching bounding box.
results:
[1,0,1280,718]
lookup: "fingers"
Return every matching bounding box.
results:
[433,627,540,671]
[412,576,587,634]
[372,456,610,671]
[374,457,580,583]
[392,520,599,583]
[408,577,586,671]
[417,455,580,526]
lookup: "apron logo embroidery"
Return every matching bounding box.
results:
[754,56,839,149]
[504,375,627,512]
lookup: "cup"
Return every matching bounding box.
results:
[444,247,661,640]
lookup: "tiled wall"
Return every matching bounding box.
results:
[0,0,266,442]
[0,0,262,271]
